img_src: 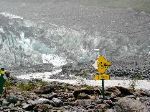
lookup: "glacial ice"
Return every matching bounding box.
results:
[0,12,149,68]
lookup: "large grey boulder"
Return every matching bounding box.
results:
[115,97,148,112]
[51,98,63,107]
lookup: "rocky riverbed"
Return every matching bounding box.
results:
[1,77,150,112]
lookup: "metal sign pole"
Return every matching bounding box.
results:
[98,49,105,100]
[102,79,105,100]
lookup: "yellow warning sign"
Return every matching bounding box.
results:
[94,74,110,80]
[96,55,111,74]
[99,74,110,80]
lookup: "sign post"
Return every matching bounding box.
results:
[93,50,111,100]
[102,79,105,99]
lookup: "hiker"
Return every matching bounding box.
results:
[0,67,10,96]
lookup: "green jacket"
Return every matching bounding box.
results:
[0,70,6,94]
[0,70,5,75]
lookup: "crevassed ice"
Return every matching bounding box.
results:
[42,54,67,67]
[0,27,4,33]
[0,12,149,67]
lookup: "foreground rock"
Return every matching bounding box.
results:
[106,86,134,98]
[1,79,149,112]
[115,97,148,112]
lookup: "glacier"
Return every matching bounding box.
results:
[0,12,150,68]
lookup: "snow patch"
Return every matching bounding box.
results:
[0,12,23,19]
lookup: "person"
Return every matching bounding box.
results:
[0,67,10,96]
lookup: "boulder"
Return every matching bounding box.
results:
[105,109,115,112]
[22,103,35,111]
[34,85,55,94]
[76,93,91,99]
[6,95,18,104]
[116,86,134,96]
[106,86,133,98]
[28,98,50,105]
[33,104,51,112]
[115,97,148,112]
[134,89,150,97]
[75,99,93,106]
[22,98,50,111]
[106,87,120,98]
[103,100,114,108]
[51,98,63,107]
[47,93,58,100]
[95,104,107,109]
[73,89,100,99]
[2,99,9,106]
